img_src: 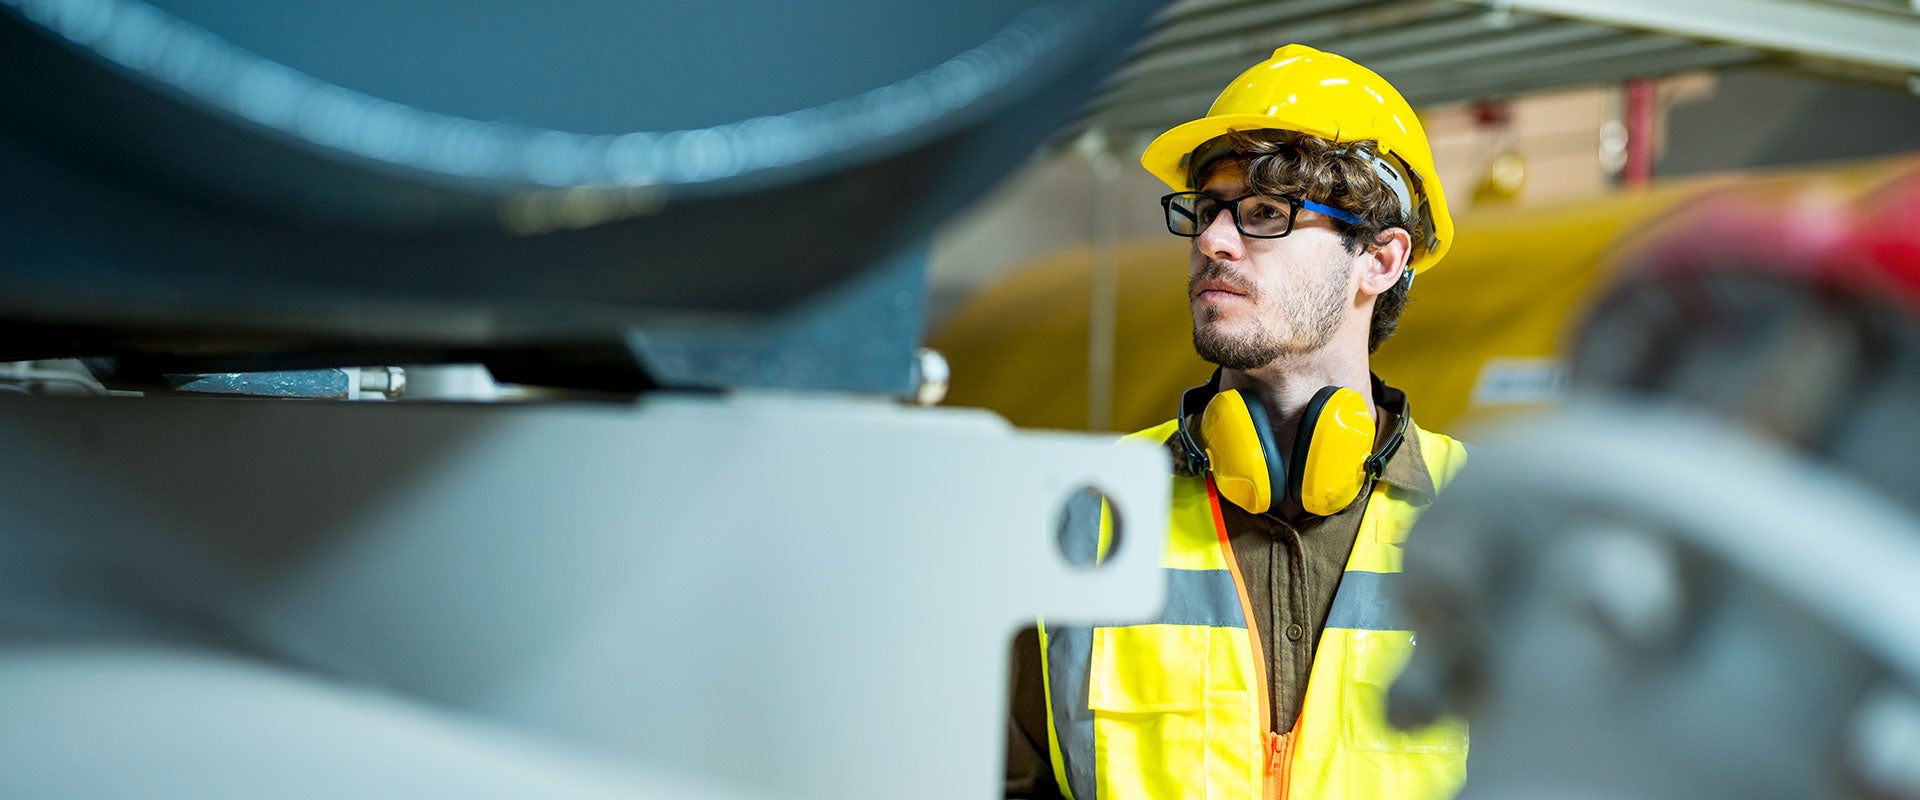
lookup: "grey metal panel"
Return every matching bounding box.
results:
[0,645,777,800]
[0,393,1171,800]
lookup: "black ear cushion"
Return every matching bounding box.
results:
[1238,396,1287,507]
[1290,386,1343,506]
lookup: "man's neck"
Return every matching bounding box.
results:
[1218,337,1374,457]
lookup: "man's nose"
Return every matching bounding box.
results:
[1194,205,1244,261]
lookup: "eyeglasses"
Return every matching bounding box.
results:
[1160,192,1363,239]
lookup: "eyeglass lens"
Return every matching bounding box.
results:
[1164,193,1295,238]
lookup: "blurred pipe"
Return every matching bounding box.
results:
[1084,131,1120,432]
[1624,77,1657,188]
[1433,400,1920,683]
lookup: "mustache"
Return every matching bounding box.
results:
[1189,260,1255,298]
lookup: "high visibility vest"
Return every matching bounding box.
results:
[1039,420,1470,800]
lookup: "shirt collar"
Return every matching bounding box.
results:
[1373,383,1436,503]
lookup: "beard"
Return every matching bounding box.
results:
[1191,257,1349,370]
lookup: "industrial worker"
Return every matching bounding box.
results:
[1007,45,1471,799]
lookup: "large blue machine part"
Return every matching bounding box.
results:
[0,0,1159,393]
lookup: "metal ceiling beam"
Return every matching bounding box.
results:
[1422,36,1739,84]
[1108,0,1469,87]
[1361,19,1631,73]
[1468,0,1920,73]
[1327,7,1551,59]
[1121,5,1523,89]
[1079,38,1759,141]
[1397,43,1759,105]
[1144,0,1391,50]
[1090,18,1625,117]
[1064,0,1907,152]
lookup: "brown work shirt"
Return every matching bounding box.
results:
[1005,401,1437,799]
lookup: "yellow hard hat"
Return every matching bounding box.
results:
[1141,44,1453,274]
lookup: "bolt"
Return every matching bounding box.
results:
[915,348,949,406]
[359,366,407,400]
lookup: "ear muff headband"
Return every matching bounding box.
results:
[1176,379,1220,476]
[1364,389,1411,482]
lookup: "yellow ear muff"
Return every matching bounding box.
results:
[1199,389,1282,514]
[1292,387,1377,516]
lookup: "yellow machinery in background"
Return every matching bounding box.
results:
[934,154,1920,434]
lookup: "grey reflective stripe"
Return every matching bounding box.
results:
[1058,490,1104,567]
[1046,624,1098,800]
[1158,568,1246,628]
[1324,570,1408,631]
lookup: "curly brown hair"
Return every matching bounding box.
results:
[1187,129,1422,353]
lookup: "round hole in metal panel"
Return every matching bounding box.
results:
[1054,485,1120,569]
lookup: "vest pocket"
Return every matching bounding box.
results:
[1098,621,1259,798]
[1087,625,1221,800]
[1341,632,1469,754]
[1088,625,1209,713]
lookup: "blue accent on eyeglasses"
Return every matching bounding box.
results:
[1298,198,1362,225]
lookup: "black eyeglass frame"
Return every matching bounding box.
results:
[1159,191,1364,240]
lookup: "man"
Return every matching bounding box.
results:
[1007,45,1471,799]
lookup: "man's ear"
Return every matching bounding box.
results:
[1356,227,1413,299]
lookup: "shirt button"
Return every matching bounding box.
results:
[1285,624,1303,641]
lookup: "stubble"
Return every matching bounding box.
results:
[1190,256,1349,370]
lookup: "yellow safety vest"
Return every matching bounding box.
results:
[1039,420,1469,800]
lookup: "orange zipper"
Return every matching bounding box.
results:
[1208,478,1288,798]
[1266,730,1294,800]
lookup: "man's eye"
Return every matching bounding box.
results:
[1248,202,1285,221]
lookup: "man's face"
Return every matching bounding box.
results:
[1188,164,1358,370]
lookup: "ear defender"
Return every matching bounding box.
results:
[1199,389,1285,513]
[1291,386,1377,516]
[1175,377,1397,516]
